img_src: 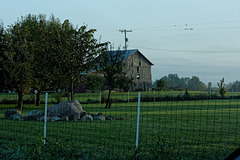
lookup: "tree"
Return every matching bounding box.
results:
[30,14,55,106]
[188,76,207,91]
[0,21,6,91]
[208,82,212,97]
[85,74,105,93]
[165,74,181,89]
[208,82,212,91]
[53,20,107,100]
[217,77,226,98]
[2,15,35,111]
[117,75,135,92]
[231,81,240,92]
[99,50,126,109]
[161,74,185,90]
[156,79,167,91]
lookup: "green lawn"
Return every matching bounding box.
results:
[1,91,240,104]
[0,98,240,159]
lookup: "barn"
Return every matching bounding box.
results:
[105,49,153,91]
[80,49,154,92]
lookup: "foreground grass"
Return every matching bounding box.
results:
[0,99,239,159]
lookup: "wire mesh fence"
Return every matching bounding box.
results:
[0,91,240,159]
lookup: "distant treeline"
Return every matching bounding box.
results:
[153,74,240,92]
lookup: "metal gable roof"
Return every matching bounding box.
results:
[81,49,153,75]
[105,49,154,66]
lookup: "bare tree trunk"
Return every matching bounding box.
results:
[36,90,41,106]
[105,88,112,109]
[70,80,74,101]
[17,89,24,112]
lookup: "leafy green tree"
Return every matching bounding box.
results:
[99,50,126,109]
[53,20,107,100]
[0,22,6,91]
[117,75,135,92]
[164,74,180,88]
[161,74,185,90]
[45,15,69,98]
[156,79,167,91]
[188,76,206,91]
[181,77,190,89]
[231,81,240,92]
[218,77,226,98]
[29,14,54,105]
[3,16,35,111]
[208,82,212,91]
[85,74,105,93]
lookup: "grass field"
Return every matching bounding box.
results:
[1,90,240,104]
[1,93,240,159]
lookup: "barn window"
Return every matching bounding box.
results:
[139,62,141,66]
[137,67,139,73]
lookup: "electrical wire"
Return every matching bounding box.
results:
[129,46,240,53]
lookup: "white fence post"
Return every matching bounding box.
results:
[44,92,48,145]
[136,92,141,151]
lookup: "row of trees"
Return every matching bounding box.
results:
[153,74,207,91]
[154,74,229,97]
[0,14,119,111]
[154,74,240,93]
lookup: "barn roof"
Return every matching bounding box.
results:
[81,49,153,75]
[105,49,154,65]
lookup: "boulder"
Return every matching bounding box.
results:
[4,109,21,119]
[38,116,50,122]
[25,110,44,121]
[80,111,87,118]
[11,113,23,121]
[93,115,106,121]
[94,113,104,117]
[48,100,83,121]
[50,116,61,122]
[81,115,93,121]
[61,116,69,121]
[106,115,115,121]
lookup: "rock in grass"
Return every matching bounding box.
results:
[61,116,69,121]
[106,115,115,121]
[4,109,21,119]
[38,116,50,122]
[11,113,23,121]
[93,115,106,121]
[81,115,93,121]
[50,116,61,122]
[25,110,44,121]
[48,100,83,121]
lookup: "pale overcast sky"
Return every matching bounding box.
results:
[1,0,240,85]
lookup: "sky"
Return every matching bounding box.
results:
[1,0,240,86]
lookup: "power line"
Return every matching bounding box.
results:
[132,19,240,30]
[129,46,240,53]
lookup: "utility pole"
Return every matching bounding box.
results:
[119,29,132,50]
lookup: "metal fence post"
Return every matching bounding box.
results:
[44,92,48,145]
[136,92,141,151]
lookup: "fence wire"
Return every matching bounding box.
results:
[0,91,240,159]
